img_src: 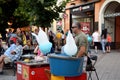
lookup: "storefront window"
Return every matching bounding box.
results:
[72,16,93,34]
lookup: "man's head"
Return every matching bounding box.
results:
[9,40,15,45]
[34,28,39,35]
[16,28,21,33]
[16,39,23,46]
[71,22,81,34]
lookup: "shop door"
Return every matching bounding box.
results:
[116,16,120,49]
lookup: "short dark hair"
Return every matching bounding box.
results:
[73,22,81,29]
[16,39,23,45]
[9,40,15,44]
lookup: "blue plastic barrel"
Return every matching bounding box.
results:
[48,54,84,77]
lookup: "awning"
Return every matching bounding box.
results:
[70,3,94,17]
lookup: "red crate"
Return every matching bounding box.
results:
[17,61,49,80]
[29,67,50,80]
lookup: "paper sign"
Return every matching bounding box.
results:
[17,64,22,74]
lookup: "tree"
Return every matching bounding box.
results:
[0,0,70,32]
[14,0,70,27]
[0,0,18,32]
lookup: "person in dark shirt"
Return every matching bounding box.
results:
[48,31,55,53]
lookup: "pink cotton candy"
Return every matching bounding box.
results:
[37,49,41,56]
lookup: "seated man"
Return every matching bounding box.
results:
[0,39,23,74]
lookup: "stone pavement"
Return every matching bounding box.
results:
[0,69,16,80]
[0,50,120,80]
[92,50,120,80]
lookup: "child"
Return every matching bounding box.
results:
[106,33,112,53]
[34,45,44,61]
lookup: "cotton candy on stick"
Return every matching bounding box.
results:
[38,28,49,43]
[31,33,41,45]
[64,31,77,56]
[32,28,52,55]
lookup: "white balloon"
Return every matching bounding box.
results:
[64,31,78,56]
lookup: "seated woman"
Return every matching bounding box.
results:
[34,45,44,57]
[33,42,45,61]
[0,39,23,74]
[34,45,43,55]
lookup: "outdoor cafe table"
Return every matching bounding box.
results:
[16,61,49,80]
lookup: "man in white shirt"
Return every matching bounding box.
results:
[92,29,100,53]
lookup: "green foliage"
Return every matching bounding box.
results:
[0,0,6,4]
[0,0,70,32]
[0,0,19,32]
[0,7,2,14]
[14,0,70,27]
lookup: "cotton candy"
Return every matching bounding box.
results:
[32,28,52,55]
[64,31,77,56]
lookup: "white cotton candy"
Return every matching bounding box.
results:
[32,28,52,54]
[38,28,49,43]
[64,31,77,56]
[31,33,41,45]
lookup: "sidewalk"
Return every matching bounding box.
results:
[0,69,16,80]
[92,50,120,80]
[0,50,120,80]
